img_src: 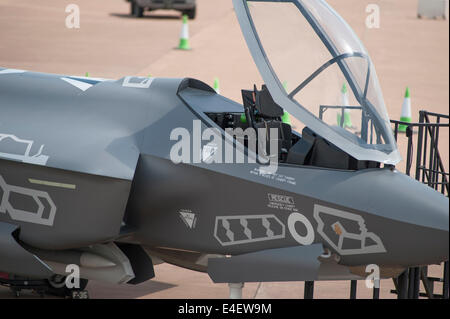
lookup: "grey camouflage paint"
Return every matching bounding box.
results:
[0,68,448,283]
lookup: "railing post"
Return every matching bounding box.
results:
[413,267,421,299]
[406,125,413,176]
[373,282,380,299]
[304,281,314,299]
[408,267,416,299]
[397,270,409,299]
[444,261,449,299]
[415,111,425,182]
[350,280,357,299]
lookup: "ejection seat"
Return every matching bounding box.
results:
[241,85,292,160]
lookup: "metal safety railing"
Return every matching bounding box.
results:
[390,111,449,299]
[307,107,449,299]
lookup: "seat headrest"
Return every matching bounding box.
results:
[255,85,284,118]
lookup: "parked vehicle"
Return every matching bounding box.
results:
[128,0,196,19]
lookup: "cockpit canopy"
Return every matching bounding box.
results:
[233,0,400,165]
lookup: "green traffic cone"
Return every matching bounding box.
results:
[281,81,291,125]
[240,113,247,124]
[213,78,220,94]
[282,111,291,125]
[336,112,353,128]
[337,83,352,128]
[398,87,412,133]
[342,83,352,128]
[178,15,191,50]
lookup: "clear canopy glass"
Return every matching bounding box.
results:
[233,0,401,164]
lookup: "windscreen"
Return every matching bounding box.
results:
[234,0,401,164]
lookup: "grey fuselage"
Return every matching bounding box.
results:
[0,69,448,281]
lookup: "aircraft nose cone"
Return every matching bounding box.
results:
[422,194,449,263]
[417,199,449,264]
[322,168,448,267]
[377,170,449,265]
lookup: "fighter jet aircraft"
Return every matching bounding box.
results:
[0,0,448,298]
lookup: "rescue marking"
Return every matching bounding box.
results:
[268,193,294,205]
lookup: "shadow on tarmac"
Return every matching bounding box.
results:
[110,13,181,20]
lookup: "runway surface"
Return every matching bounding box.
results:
[0,0,448,299]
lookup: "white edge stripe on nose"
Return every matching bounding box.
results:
[0,69,26,75]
